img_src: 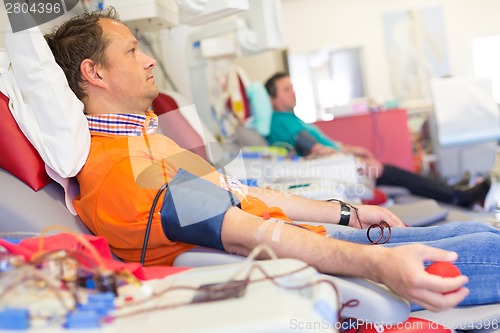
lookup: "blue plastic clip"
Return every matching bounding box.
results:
[0,308,30,330]
[64,310,100,329]
[79,292,115,317]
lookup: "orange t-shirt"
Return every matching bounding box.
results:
[74,132,301,266]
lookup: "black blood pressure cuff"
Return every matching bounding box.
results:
[294,130,319,156]
[160,168,241,251]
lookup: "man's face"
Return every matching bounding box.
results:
[271,76,297,111]
[98,19,159,114]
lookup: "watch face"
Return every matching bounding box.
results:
[339,203,351,225]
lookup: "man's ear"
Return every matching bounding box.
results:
[80,59,106,89]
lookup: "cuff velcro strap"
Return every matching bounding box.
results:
[294,130,318,156]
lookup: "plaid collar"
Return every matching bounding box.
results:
[86,111,158,136]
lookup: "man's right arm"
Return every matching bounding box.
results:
[221,207,469,312]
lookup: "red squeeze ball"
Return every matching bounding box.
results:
[426,262,462,294]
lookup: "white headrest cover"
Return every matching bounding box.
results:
[1,25,90,178]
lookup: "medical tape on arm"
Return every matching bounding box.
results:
[255,218,284,243]
[255,218,274,240]
[271,219,284,242]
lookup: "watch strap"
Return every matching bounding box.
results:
[339,203,351,226]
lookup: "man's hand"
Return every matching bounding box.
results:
[349,204,406,228]
[343,144,375,159]
[373,244,469,312]
[355,157,384,179]
[305,143,337,159]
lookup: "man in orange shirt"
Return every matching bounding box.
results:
[45,8,500,312]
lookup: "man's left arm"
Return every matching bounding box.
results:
[244,186,404,228]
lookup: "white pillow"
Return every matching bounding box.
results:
[2,25,90,178]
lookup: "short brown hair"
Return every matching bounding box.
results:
[44,7,119,101]
[264,72,290,98]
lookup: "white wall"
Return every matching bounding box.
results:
[281,0,500,101]
[158,25,196,102]
[234,49,287,83]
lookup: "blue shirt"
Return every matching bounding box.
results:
[266,111,341,155]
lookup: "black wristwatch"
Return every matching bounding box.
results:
[339,203,351,226]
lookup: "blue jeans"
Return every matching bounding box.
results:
[330,221,500,311]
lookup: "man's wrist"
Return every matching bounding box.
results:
[359,245,388,282]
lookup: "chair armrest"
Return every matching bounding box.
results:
[173,246,410,324]
[173,247,246,267]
